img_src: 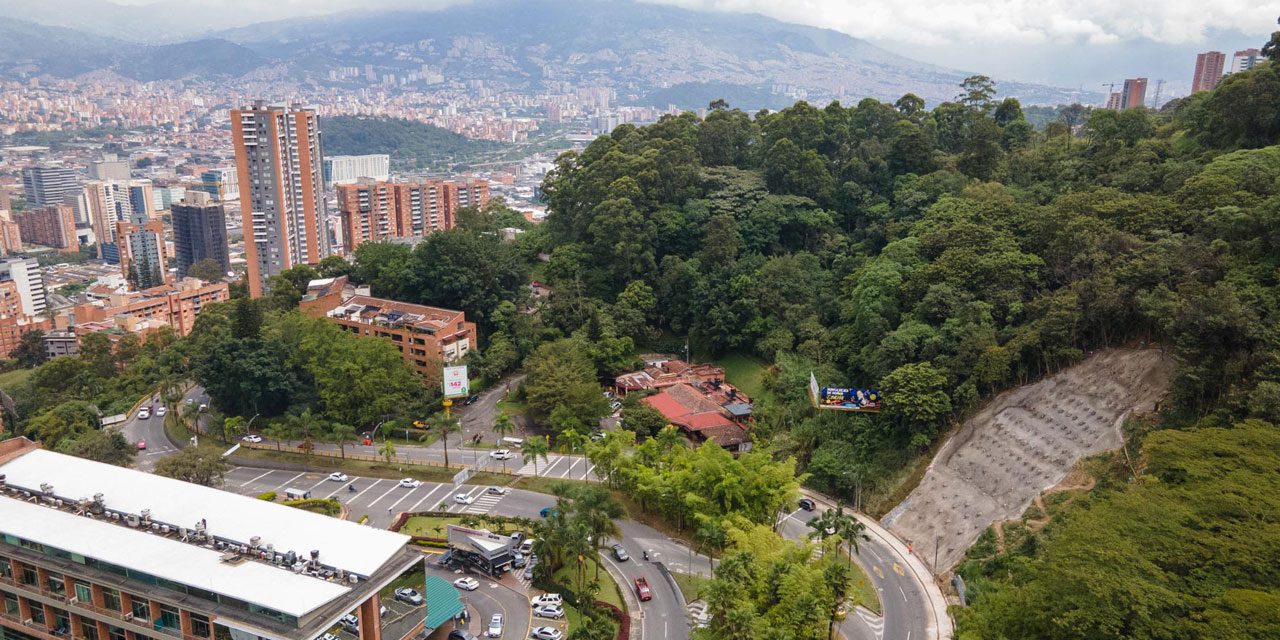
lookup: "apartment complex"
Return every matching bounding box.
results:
[323,155,389,186]
[115,219,166,290]
[1192,51,1226,93]
[1120,78,1147,110]
[0,258,47,317]
[0,215,20,257]
[21,165,78,208]
[232,101,331,298]
[1231,48,1263,74]
[336,179,487,254]
[15,205,77,251]
[195,169,238,202]
[87,155,129,181]
[73,278,228,337]
[0,280,50,359]
[300,276,475,381]
[74,182,131,260]
[170,192,229,279]
[0,438,416,640]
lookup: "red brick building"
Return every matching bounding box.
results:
[15,204,76,252]
[337,179,488,255]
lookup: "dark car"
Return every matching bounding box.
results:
[447,631,478,640]
[611,544,629,561]
[798,498,816,511]
[464,394,479,405]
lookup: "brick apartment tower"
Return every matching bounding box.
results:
[1192,51,1226,93]
[337,179,487,255]
[231,101,331,297]
[15,204,77,251]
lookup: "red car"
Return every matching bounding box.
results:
[137,439,147,450]
[634,576,652,602]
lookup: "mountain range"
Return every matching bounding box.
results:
[0,0,1094,106]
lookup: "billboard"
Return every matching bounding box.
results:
[443,365,470,398]
[810,372,882,412]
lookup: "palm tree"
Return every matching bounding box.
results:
[571,485,622,581]
[822,561,852,640]
[837,509,871,565]
[523,435,550,477]
[286,409,325,462]
[221,416,246,443]
[423,412,460,467]
[329,423,357,459]
[263,422,290,452]
[493,411,515,444]
[378,440,397,465]
[557,428,589,480]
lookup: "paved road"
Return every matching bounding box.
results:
[451,373,526,440]
[118,386,207,471]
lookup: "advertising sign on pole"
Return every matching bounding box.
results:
[443,365,470,398]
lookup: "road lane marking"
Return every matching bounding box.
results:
[899,585,908,602]
[408,484,447,513]
[367,482,402,508]
[873,566,884,579]
[892,562,904,576]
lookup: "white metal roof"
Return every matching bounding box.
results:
[0,449,408,584]
[0,498,348,617]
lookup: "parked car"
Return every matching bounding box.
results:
[394,588,423,606]
[327,472,349,482]
[634,576,653,602]
[511,552,526,569]
[242,434,263,443]
[590,431,605,442]
[464,395,479,405]
[136,439,147,450]
[610,401,622,412]
[339,614,359,633]
[529,627,563,640]
[453,577,480,591]
[798,498,816,511]
[522,564,535,581]
[530,593,562,607]
[446,631,477,640]
[611,544,629,561]
[490,449,514,460]
[317,633,338,640]
[398,478,422,488]
[198,403,208,412]
[519,539,535,555]
[486,613,503,638]
[155,406,167,417]
[487,486,509,496]
[538,507,557,518]
[532,604,563,619]
[454,493,475,504]
[137,408,151,420]
[186,398,194,405]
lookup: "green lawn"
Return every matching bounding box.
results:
[671,572,712,603]
[0,368,32,390]
[714,353,770,400]
[845,556,881,615]
[496,397,527,417]
[552,556,625,611]
[400,515,464,537]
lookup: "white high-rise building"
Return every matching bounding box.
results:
[324,155,391,186]
[0,257,47,317]
[232,101,332,297]
[21,164,78,208]
[1231,48,1263,74]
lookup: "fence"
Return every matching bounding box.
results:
[238,441,480,471]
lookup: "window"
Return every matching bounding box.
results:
[157,605,180,636]
[3,592,18,617]
[19,567,36,587]
[106,625,125,640]
[0,557,11,579]
[128,596,148,621]
[45,572,65,596]
[100,588,121,612]
[188,613,211,639]
[29,602,45,626]
[79,615,99,640]
[73,583,91,605]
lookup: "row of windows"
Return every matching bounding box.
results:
[0,540,296,627]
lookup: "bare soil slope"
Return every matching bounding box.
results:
[881,348,1174,573]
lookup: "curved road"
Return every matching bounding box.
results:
[118,386,944,640]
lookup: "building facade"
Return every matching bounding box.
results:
[336,179,485,255]
[1119,78,1148,110]
[0,217,20,257]
[195,169,239,202]
[299,277,475,382]
[0,280,50,359]
[87,155,129,181]
[42,330,78,359]
[232,101,331,298]
[1192,51,1226,93]
[0,258,47,318]
[0,439,415,640]
[1231,48,1262,74]
[74,182,133,262]
[21,166,78,208]
[323,155,390,186]
[73,279,230,337]
[115,220,166,291]
[15,205,77,251]
[170,192,229,279]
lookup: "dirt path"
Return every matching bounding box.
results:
[881,348,1173,573]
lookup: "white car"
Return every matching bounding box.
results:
[490,449,513,460]
[185,398,194,405]
[198,403,208,412]
[529,628,562,640]
[327,472,349,482]
[519,539,535,555]
[454,493,474,505]
[242,434,263,443]
[317,634,338,640]
[339,614,359,633]
[394,588,423,606]
[398,478,421,488]
[486,613,503,638]
[156,406,167,417]
[453,577,480,591]
[137,408,151,420]
[529,593,562,607]
[532,604,563,620]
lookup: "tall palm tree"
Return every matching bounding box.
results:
[286,409,325,463]
[571,485,622,581]
[837,509,871,564]
[557,428,589,480]
[523,436,550,477]
[263,422,290,452]
[493,411,515,443]
[378,440,397,465]
[329,423,357,459]
[423,412,460,467]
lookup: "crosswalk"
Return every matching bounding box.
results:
[461,490,506,514]
[854,606,884,639]
[513,453,598,480]
[439,485,509,514]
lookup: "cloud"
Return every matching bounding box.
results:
[641,0,1280,45]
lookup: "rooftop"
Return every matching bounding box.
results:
[0,447,410,617]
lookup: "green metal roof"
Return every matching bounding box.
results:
[422,574,465,632]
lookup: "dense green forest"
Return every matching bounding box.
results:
[321,115,504,170]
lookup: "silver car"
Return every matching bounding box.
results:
[486,613,503,637]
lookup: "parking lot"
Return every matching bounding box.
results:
[223,467,556,529]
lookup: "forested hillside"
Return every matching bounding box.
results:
[321,116,504,169]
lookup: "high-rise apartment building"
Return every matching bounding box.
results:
[232,101,331,297]
[171,191,230,279]
[15,204,77,251]
[74,181,133,262]
[324,155,390,186]
[1120,78,1148,110]
[21,165,78,208]
[152,186,186,211]
[1231,48,1262,74]
[196,168,239,202]
[0,280,49,358]
[88,154,130,181]
[0,438,415,640]
[127,180,155,219]
[1192,51,1226,93]
[0,257,47,317]
[0,214,21,256]
[117,218,167,290]
[336,179,484,254]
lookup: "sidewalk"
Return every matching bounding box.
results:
[801,489,954,640]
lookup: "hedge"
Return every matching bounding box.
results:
[257,491,277,501]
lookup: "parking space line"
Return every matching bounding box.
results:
[367,482,402,508]
[272,472,306,491]
[307,476,333,491]
[543,455,571,478]
[238,470,275,488]
[408,484,448,513]
[562,456,584,479]
[323,480,355,499]
[348,478,383,503]
[388,482,432,512]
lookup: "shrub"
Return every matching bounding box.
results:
[257,491,277,501]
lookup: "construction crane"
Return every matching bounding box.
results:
[1101,82,1118,109]
[1152,79,1166,109]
